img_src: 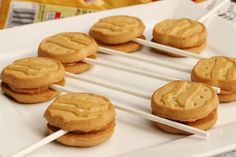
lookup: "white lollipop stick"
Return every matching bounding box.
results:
[98,46,192,73]
[131,38,204,59]
[65,72,150,99]
[84,58,220,93]
[10,130,68,157]
[84,58,177,82]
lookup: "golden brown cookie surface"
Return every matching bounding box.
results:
[38,32,98,63]
[1,57,65,89]
[192,56,236,92]
[153,18,207,49]
[89,15,145,44]
[151,80,218,122]
[44,93,116,132]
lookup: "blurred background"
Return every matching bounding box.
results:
[0,0,207,29]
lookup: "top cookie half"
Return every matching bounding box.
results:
[44,93,116,132]
[89,15,145,44]
[153,18,207,49]
[1,57,65,89]
[151,80,218,122]
[38,32,98,63]
[192,56,236,92]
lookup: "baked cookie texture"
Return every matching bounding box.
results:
[89,15,145,44]
[0,57,65,104]
[192,56,236,103]
[44,93,116,147]
[152,18,207,56]
[38,32,98,74]
[151,80,218,134]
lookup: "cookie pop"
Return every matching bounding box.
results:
[38,32,98,74]
[152,80,219,134]
[89,15,145,53]
[192,56,236,103]
[0,57,65,104]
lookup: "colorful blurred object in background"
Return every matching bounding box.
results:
[0,0,206,29]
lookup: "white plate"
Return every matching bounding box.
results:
[1,0,236,157]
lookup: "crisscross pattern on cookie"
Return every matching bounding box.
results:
[91,16,142,34]
[49,93,112,120]
[4,57,61,78]
[154,18,204,38]
[42,33,93,55]
[154,81,213,109]
[194,56,236,81]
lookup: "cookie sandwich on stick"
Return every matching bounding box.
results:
[192,56,236,103]
[89,15,145,53]
[45,93,116,147]
[135,0,228,58]
[10,86,208,157]
[0,57,65,104]
[38,32,97,74]
[152,80,219,134]
[152,18,207,57]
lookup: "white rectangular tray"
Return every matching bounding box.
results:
[1,0,236,156]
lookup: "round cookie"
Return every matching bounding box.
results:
[38,32,98,63]
[89,15,145,44]
[96,35,145,53]
[192,56,236,92]
[1,57,65,89]
[44,93,116,132]
[47,120,115,147]
[153,18,207,49]
[63,62,93,74]
[155,109,217,135]
[44,93,116,147]
[151,80,219,122]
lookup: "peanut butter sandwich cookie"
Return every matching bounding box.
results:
[151,80,218,135]
[44,93,116,147]
[152,18,207,57]
[38,32,98,74]
[1,57,65,104]
[89,15,145,53]
[192,56,236,103]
